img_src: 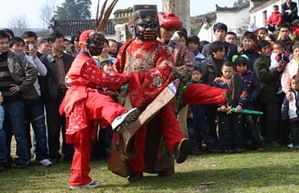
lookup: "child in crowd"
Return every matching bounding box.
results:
[267,5,282,29]
[188,35,205,67]
[108,39,119,58]
[186,66,219,154]
[170,30,188,47]
[214,62,247,153]
[281,76,299,149]
[239,31,260,71]
[233,55,265,151]
[270,41,289,73]
[94,40,115,64]
[265,34,276,48]
[257,28,268,40]
[91,59,116,160]
[282,44,299,94]
[270,41,290,95]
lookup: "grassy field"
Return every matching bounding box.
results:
[1,147,299,193]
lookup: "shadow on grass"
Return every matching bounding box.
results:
[102,164,299,192]
[1,148,299,192]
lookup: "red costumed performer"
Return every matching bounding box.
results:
[113,5,192,182]
[59,29,140,189]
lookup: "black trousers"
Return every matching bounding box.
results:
[259,102,280,143]
[44,94,74,161]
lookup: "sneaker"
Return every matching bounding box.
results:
[69,181,100,189]
[174,138,192,164]
[225,73,242,106]
[39,159,53,166]
[111,108,140,133]
[288,143,294,148]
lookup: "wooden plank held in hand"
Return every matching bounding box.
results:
[121,82,178,153]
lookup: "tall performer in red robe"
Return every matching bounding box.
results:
[112,6,243,183]
[113,5,191,182]
[59,4,140,188]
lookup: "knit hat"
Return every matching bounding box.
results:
[158,12,183,30]
[79,30,94,44]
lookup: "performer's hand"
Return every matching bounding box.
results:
[236,105,242,113]
[286,91,294,101]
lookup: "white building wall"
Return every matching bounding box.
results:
[250,2,278,27]
[250,0,299,28]
[198,22,215,42]
[217,7,250,36]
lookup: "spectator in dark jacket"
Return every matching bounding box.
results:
[201,22,238,61]
[201,41,226,85]
[239,31,260,71]
[39,32,74,163]
[281,0,299,25]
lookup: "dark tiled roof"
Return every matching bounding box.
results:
[216,2,250,12]
[191,12,216,34]
[114,7,133,14]
[250,0,280,12]
[51,19,115,36]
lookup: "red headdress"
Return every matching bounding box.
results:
[158,12,183,30]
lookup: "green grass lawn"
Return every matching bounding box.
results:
[1,147,299,193]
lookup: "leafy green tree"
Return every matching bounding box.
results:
[53,0,92,20]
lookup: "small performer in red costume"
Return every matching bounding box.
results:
[59,28,140,188]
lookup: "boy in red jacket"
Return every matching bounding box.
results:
[267,5,282,29]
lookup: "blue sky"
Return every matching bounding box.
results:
[0,0,237,28]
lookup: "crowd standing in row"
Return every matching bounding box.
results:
[1,0,299,189]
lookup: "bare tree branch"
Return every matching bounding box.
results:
[7,14,30,36]
[40,0,57,28]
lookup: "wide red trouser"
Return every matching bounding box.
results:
[128,84,227,173]
[69,92,127,186]
[183,84,227,105]
[128,103,185,173]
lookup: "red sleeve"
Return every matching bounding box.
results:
[81,60,130,90]
[267,14,272,24]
